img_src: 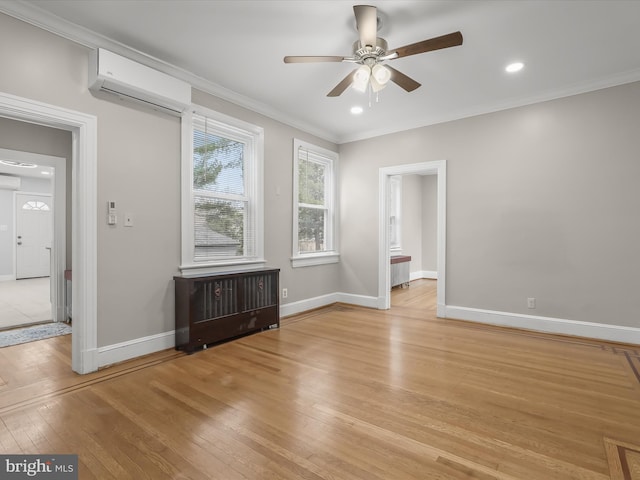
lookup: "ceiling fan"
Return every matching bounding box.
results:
[284,4,463,97]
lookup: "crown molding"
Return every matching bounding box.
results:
[0,0,340,144]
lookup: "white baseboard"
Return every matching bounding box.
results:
[411,270,438,280]
[336,292,379,309]
[418,270,438,280]
[280,293,338,318]
[280,292,379,318]
[0,274,16,282]
[97,330,175,368]
[445,305,640,345]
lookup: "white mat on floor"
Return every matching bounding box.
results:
[0,322,71,348]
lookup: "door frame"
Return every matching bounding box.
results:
[3,148,66,321]
[378,160,447,316]
[0,91,98,374]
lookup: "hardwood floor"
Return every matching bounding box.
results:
[1,279,640,479]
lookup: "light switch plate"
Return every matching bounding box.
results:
[124,213,134,227]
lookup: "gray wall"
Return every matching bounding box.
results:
[398,174,438,276]
[400,174,423,274]
[0,12,339,348]
[0,117,72,160]
[340,80,640,328]
[0,187,11,275]
[421,175,437,273]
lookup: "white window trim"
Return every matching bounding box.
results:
[180,107,265,274]
[291,138,339,268]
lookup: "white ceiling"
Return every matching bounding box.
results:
[4,0,640,143]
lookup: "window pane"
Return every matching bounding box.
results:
[194,196,245,259]
[193,130,245,196]
[23,201,50,211]
[298,156,325,205]
[298,206,326,252]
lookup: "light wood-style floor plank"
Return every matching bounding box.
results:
[1,279,640,479]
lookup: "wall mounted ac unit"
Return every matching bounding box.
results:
[0,174,21,190]
[89,48,191,116]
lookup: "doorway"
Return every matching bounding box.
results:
[0,148,67,327]
[378,160,446,315]
[0,91,98,374]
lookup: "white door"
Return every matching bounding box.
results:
[16,193,53,279]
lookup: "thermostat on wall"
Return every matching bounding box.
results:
[107,201,117,225]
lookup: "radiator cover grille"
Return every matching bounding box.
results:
[243,274,277,311]
[194,278,238,321]
[174,268,280,353]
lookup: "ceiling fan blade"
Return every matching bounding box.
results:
[391,31,463,59]
[353,5,377,48]
[327,69,357,97]
[386,66,421,92]
[284,56,345,63]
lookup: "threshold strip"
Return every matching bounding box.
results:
[0,350,184,415]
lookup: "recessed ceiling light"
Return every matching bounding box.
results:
[41,171,52,175]
[505,62,524,73]
[350,106,363,115]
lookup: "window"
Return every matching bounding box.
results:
[292,139,339,267]
[23,201,50,211]
[389,175,402,252]
[181,107,264,273]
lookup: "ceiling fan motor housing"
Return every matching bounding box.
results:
[353,38,388,65]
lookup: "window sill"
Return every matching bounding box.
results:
[291,252,340,268]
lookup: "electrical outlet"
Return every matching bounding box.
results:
[282,288,288,299]
[527,297,536,309]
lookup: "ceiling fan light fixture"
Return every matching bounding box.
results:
[372,64,391,85]
[369,75,386,93]
[352,65,371,92]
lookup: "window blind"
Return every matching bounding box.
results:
[192,113,254,260]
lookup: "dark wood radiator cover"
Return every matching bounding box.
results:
[174,268,280,353]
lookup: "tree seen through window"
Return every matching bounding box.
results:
[193,126,246,258]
